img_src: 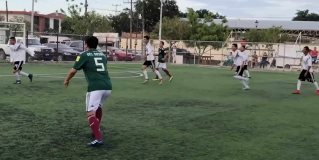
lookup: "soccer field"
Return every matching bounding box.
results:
[1,62,319,160]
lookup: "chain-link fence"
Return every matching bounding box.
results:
[1,22,318,72]
[147,39,319,72]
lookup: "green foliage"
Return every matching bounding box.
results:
[150,17,191,40]
[109,9,133,35]
[61,0,112,35]
[185,8,229,56]
[293,10,319,21]
[180,9,226,19]
[245,27,289,43]
[135,0,180,32]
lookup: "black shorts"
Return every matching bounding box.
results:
[13,61,24,71]
[143,60,155,69]
[236,65,247,76]
[299,70,316,83]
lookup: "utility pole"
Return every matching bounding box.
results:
[159,0,163,40]
[112,4,121,14]
[84,0,88,16]
[124,0,135,49]
[31,0,35,35]
[84,0,88,35]
[5,0,8,22]
[129,0,133,49]
[107,4,121,15]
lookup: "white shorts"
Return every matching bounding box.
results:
[86,90,112,112]
[157,63,167,69]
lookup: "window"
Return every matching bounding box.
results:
[54,19,59,31]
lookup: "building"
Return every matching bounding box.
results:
[0,10,64,33]
[212,19,319,37]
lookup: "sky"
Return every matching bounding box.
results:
[0,0,319,20]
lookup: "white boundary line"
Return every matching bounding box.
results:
[0,70,143,79]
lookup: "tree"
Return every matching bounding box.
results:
[180,9,226,19]
[109,9,131,34]
[293,10,319,21]
[185,8,229,60]
[135,0,180,32]
[245,27,288,43]
[61,0,112,35]
[150,16,191,40]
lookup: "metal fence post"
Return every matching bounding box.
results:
[194,41,196,65]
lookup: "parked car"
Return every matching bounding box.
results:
[66,41,85,52]
[66,40,108,55]
[106,47,135,61]
[44,43,81,61]
[27,38,55,61]
[0,37,54,62]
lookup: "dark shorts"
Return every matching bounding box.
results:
[13,61,24,71]
[236,65,247,76]
[299,70,316,83]
[143,60,155,69]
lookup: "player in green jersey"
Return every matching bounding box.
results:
[64,36,112,147]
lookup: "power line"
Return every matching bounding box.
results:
[123,0,136,49]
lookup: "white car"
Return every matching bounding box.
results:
[0,37,54,61]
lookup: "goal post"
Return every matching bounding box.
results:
[0,22,26,45]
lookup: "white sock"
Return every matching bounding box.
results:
[297,80,301,90]
[241,80,249,88]
[234,75,249,81]
[15,72,20,81]
[314,82,319,90]
[244,70,250,77]
[143,70,148,80]
[20,71,29,77]
[154,70,162,79]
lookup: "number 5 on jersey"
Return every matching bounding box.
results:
[94,57,105,71]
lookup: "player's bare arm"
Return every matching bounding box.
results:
[64,68,77,87]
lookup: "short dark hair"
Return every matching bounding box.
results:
[85,36,98,49]
[10,37,16,40]
[232,43,238,48]
[160,41,164,45]
[144,35,150,40]
[304,46,310,52]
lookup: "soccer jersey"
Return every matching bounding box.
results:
[158,48,166,63]
[235,51,247,66]
[302,54,313,72]
[146,42,155,61]
[10,43,27,62]
[73,49,112,92]
[241,50,249,65]
[232,50,241,66]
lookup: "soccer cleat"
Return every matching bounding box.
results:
[87,139,103,147]
[169,76,174,82]
[152,78,160,81]
[142,79,149,84]
[28,74,33,82]
[14,80,21,84]
[159,79,163,85]
[243,87,250,90]
[292,90,301,94]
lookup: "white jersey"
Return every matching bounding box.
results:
[235,51,247,66]
[241,50,249,65]
[232,50,241,66]
[145,42,155,61]
[302,54,313,72]
[10,43,27,62]
[172,48,177,56]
